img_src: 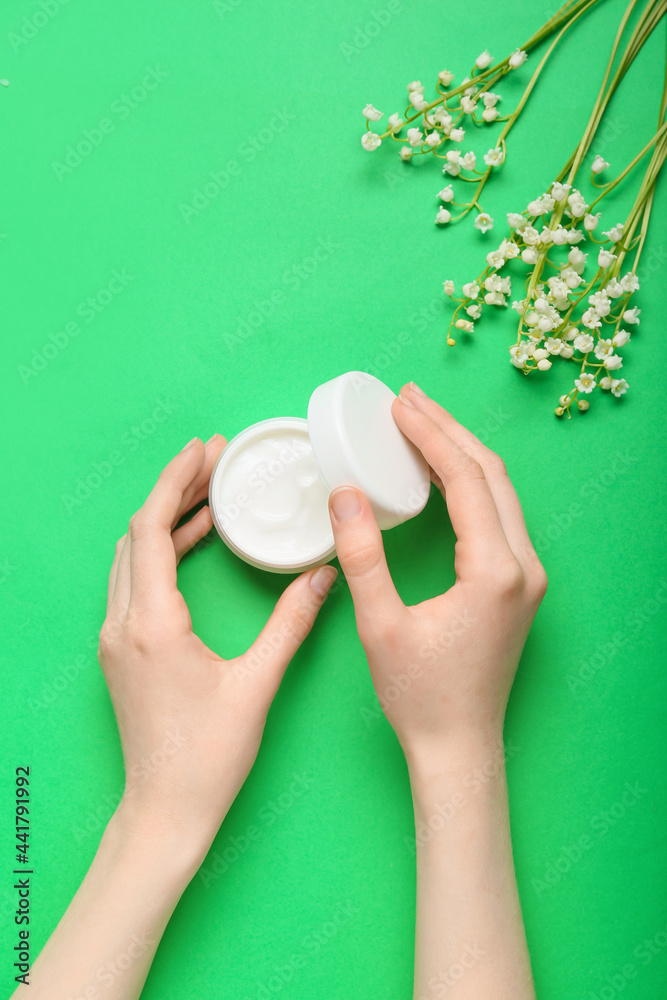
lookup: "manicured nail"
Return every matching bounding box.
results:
[398,393,416,408]
[409,381,426,396]
[310,565,338,598]
[330,487,361,521]
[180,437,199,452]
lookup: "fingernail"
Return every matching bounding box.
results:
[180,437,199,452]
[330,487,361,521]
[409,381,426,396]
[205,433,219,445]
[398,393,416,408]
[310,565,338,598]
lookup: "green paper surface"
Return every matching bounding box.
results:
[1,0,666,997]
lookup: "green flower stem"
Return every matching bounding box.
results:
[377,0,604,140]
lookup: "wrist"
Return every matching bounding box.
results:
[404,725,508,806]
[109,795,217,887]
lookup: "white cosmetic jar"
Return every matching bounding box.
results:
[208,371,431,573]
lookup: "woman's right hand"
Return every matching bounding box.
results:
[326,382,547,765]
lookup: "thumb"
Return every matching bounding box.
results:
[328,487,404,638]
[241,564,338,699]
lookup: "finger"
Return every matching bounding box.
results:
[391,394,510,569]
[175,434,227,525]
[241,565,338,700]
[328,486,405,638]
[108,533,131,616]
[173,505,214,564]
[399,383,536,563]
[106,534,127,613]
[129,437,207,609]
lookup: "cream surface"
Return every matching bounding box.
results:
[211,422,334,568]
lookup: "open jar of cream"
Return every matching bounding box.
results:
[208,371,431,573]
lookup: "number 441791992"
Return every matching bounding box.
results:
[15,767,30,861]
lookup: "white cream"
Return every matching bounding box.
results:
[209,418,334,572]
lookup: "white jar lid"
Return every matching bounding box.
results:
[307,371,431,530]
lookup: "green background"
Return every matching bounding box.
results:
[1,0,666,996]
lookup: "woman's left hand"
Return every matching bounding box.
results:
[98,434,337,856]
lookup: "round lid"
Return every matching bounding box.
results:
[307,371,431,530]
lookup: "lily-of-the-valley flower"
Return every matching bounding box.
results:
[598,248,617,267]
[409,91,429,111]
[407,127,424,146]
[438,185,455,202]
[461,151,477,170]
[482,107,499,122]
[584,212,601,230]
[399,146,413,161]
[436,207,452,225]
[575,372,597,393]
[591,153,610,173]
[475,50,493,68]
[484,147,505,167]
[602,223,624,241]
[594,338,614,360]
[623,307,641,324]
[604,353,623,370]
[450,127,465,142]
[509,48,528,68]
[462,280,480,299]
[620,272,640,292]
[600,376,629,396]
[362,132,382,151]
[574,332,595,352]
[425,131,443,148]
[455,318,474,332]
[551,182,571,201]
[362,104,383,121]
[613,328,631,346]
[507,212,527,229]
[438,69,455,86]
[474,212,494,233]
[388,113,404,130]
[442,279,455,294]
[461,95,477,114]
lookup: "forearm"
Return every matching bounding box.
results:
[407,731,535,1000]
[17,800,211,1000]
